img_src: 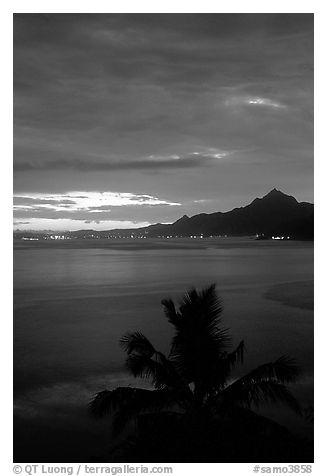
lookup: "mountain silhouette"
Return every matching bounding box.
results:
[133,189,313,239]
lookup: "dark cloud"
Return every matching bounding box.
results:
[14,152,225,172]
[14,196,76,205]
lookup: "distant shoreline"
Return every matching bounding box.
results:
[13,236,314,252]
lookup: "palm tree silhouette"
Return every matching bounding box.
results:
[90,284,301,451]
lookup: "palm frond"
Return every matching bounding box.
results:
[178,284,224,328]
[213,340,245,383]
[161,298,180,328]
[126,349,193,403]
[125,353,170,389]
[89,386,180,435]
[112,388,180,435]
[202,340,246,393]
[176,284,228,348]
[199,284,224,323]
[120,332,168,388]
[223,380,302,415]
[241,355,301,384]
[120,329,192,398]
[120,332,156,357]
[166,284,231,386]
[223,340,245,369]
[169,326,231,382]
[220,356,301,414]
[89,387,137,418]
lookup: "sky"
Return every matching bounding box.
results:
[13,13,313,231]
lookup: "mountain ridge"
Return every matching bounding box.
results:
[14,189,313,240]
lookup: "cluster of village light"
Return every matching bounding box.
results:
[22,235,71,241]
[255,233,291,240]
[271,236,291,240]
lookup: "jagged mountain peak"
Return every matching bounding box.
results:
[263,188,297,201]
[248,189,298,207]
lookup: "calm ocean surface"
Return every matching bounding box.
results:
[13,238,314,461]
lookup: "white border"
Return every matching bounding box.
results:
[3,2,324,474]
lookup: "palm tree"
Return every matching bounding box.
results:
[90,284,301,457]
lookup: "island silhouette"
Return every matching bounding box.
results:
[14,189,313,241]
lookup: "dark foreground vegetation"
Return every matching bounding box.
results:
[90,284,313,462]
